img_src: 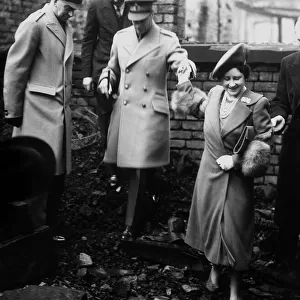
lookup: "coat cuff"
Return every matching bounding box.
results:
[170,82,208,119]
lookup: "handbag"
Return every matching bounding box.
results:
[233,125,256,154]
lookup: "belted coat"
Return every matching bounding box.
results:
[99,22,189,168]
[3,4,73,175]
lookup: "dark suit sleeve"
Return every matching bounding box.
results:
[270,58,291,119]
[81,0,98,78]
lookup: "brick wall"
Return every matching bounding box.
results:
[187,0,233,43]
[0,0,297,189]
[71,0,186,42]
[166,62,280,187]
[0,0,47,52]
[72,44,300,188]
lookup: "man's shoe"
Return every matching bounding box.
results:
[108,174,123,194]
[53,235,66,242]
[121,226,134,241]
[152,193,160,203]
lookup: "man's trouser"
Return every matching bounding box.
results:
[46,174,65,230]
[125,168,161,232]
[95,88,113,150]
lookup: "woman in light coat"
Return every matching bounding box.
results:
[171,43,273,300]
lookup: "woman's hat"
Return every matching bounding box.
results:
[211,43,249,79]
[125,0,155,21]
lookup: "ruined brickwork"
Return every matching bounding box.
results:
[0,0,292,188]
[0,0,47,52]
[187,0,233,43]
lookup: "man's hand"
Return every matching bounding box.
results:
[271,115,285,133]
[177,61,192,84]
[98,78,112,98]
[216,155,234,171]
[83,77,93,91]
[5,117,23,128]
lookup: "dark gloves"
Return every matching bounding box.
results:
[5,117,23,128]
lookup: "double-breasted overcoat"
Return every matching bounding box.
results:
[99,22,189,168]
[185,85,273,270]
[4,4,73,175]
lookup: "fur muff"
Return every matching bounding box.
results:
[241,139,271,177]
[171,87,208,118]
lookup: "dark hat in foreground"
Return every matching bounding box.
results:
[65,0,84,10]
[126,0,155,21]
[0,136,55,202]
[211,43,249,79]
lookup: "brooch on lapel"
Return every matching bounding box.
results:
[241,96,251,104]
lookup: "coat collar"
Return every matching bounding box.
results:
[221,88,264,137]
[124,21,160,67]
[44,4,66,47]
[207,86,262,139]
[288,51,300,98]
[43,4,73,62]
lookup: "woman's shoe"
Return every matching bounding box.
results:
[206,277,219,292]
[206,267,219,292]
[121,226,134,241]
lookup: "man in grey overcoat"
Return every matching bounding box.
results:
[99,0,196,240]
[3,0,83,241]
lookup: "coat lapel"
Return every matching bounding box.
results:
[288,52,300,103]
[45,5,66,47]
[122,26,139,56]
[126,22,160,67]
[103,0,119,33]
[221,88,253,138]
[205,86,227,155]
[64,24,73,63]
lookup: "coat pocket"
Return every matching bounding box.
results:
[152,94,169,115]
[28,83,56,96]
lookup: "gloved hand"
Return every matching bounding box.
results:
[5,117,23,128]
[271,115,285,133]
[98,78,112,98]
[216,155,234,171]
[83,77,93,91]
[177,60,197,84]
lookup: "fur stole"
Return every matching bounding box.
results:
[170,87,208,118]
[241,139,271,177]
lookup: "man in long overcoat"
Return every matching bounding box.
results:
[99,0,196,239]
[270,52,300,271]
[3,0,83,241]
[81,0,131,185]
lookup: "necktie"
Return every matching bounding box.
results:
[115,6,121,19]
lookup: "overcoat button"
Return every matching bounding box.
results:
[125,84,129,89]
[123,100,128,105]
[142,104,146,108]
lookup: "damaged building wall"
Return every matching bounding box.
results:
[186,0,233,42]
